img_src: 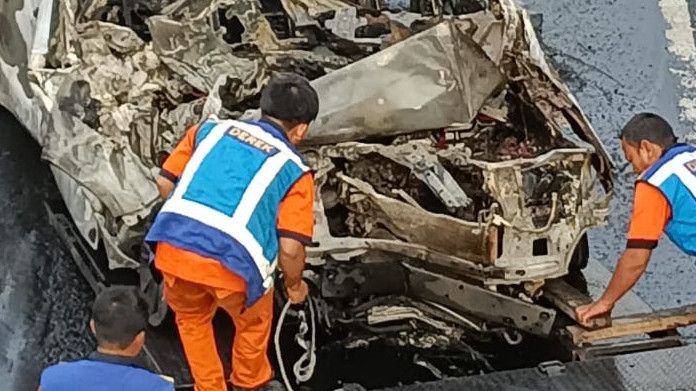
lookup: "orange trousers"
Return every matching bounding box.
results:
[162,273,274,391]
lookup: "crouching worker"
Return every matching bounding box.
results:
[577,113,695,325]
[38,286,174,391]
[145,73,319,391]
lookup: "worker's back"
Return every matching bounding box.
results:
[146,118,310,306]
[39,356,174,391]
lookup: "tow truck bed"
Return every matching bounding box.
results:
[47,199,696,389]
[383,343,696,391]
[551,259,696,360]
[385,259,696,391]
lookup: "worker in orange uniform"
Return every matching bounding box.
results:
[576,113,694,326]
[145,73,319,391]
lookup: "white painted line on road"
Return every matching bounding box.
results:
[659,0,696,137]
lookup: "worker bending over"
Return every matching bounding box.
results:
[145,73,318,391]
[38,286,175,390]
[577,113,694,326]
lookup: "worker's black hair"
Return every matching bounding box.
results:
[620,112,677,148]
[260,73,319,126]
[91,286,148,349]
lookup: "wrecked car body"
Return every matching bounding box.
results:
[1,0,613,364]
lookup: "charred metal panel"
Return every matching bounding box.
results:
[304,19,506,144]
[320,261,406,298]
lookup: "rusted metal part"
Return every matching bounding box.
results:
[404,263,557,336]
[544,278,611,329]
[338,173,491,264]
[570,336,684,361]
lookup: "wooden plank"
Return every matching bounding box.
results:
[565,304,696,345]
[544,278,611,329]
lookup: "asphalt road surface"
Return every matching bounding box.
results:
[3,1,696,390]
[0,107,94,391]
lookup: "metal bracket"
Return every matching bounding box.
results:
[408,155,472,209]
[571,335,684,361]
[404,263,556,336]
[537,360,566,377]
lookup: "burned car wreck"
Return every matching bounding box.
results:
[298,8,615,347]
[1,0,614,380]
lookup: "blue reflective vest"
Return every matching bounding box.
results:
[640,143,696,255]
[145,119,309,305]
[39,352,174,391]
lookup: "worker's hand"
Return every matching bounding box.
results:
[575,299,614,327]
[285,280,309,304]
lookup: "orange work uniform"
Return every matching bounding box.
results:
[154,123,314,391]
[626,181,671,249]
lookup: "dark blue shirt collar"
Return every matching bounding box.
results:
[87,351,147,369]
[660,142,691,157]
[257,118,288,141]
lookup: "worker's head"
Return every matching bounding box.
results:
[620,113,677,174]
[89,287,148,356]
[260,72,319,145]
